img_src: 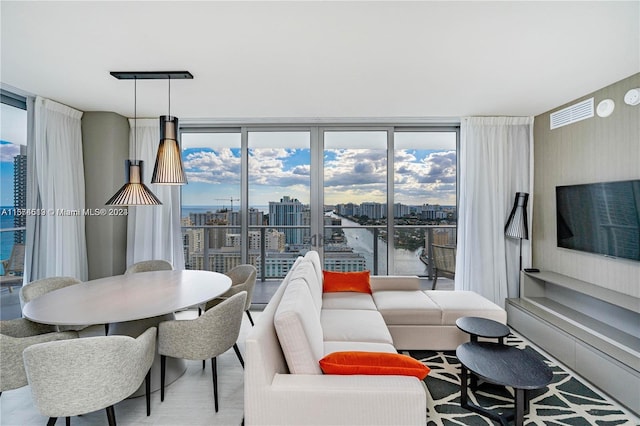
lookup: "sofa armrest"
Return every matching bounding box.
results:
[246,373,427,425]
[370,275,420,292]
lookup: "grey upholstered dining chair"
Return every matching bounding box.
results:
[0,318,77,396]
[19,276,83,308]
[158,291,247,412]
[19,276,106,334]
[124,260,173,275]
[23,327,156,426]
[204,264,257,326]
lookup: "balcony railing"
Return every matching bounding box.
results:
[181,224,456,282]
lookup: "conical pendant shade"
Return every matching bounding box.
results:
[151,115,187,184]
[106,160,162,205]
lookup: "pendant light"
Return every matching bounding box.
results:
[106,77,162,206]
[151,77,188,184]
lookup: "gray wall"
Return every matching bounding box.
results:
[81,112,128,280]
[532,73,640,298]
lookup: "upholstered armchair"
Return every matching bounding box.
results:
[159,291,247,412]
[0,318,77,395]
[205,264,257,325]
[23,327,156,425]
[124,260,173,275]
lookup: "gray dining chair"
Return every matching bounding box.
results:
[23,327,156,426]
[124,260,173,275]
[0,318,77,396]
[204,264,257,326]
[158,291,247,412]
[20,276,106,335]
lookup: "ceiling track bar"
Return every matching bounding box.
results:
[110,71,193,80]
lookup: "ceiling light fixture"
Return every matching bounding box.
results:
[106,76,162,206]
[109,71,193,186]
[152,76,188,185]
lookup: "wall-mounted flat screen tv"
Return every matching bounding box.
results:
[556,180,640,261]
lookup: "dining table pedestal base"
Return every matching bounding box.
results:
[108,313,186,398]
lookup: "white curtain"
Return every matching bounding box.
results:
[25,97,88,281]
[126,119,185,270]
[455,117,533,305]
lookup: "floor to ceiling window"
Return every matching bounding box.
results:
[0,90,28,315]
[180,124,458,281]
[181,130,241,272]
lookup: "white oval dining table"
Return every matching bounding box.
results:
[23,270,232,396]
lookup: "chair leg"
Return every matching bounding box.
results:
[47,418,57,426]
[432,272,438,290]
[203,359,205,370]
[160,355,166,402]
[105,405,116,426]
[233,343,244,368]
[246,310,254,326]
[211,357,219,412]
[105,324,109,335]
[145,370,151,416]
[66,417,70,426]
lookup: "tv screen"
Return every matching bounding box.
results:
[556,180,640,261]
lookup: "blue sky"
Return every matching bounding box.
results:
[181,145,456,207]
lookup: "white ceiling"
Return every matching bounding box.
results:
[1,1,638,122]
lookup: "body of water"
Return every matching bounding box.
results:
[331,214,428,276]
[0,209,17,274]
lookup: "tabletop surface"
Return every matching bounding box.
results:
[23,270,231,326]
[456,316,510,338]
[456,342,553,390]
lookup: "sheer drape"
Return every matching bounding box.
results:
[455,117,533,305]
[25,97,88,281]
[126,119,185,270]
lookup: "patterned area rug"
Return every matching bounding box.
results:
[407,333,638,425]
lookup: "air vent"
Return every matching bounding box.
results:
[550,98,594,129]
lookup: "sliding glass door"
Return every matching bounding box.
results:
[180,124,458,280]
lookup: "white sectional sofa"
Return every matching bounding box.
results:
[245,251,506,425]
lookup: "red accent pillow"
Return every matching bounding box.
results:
[323,270,371,294]
[319,351,430,380]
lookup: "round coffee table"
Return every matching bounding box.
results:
[456,316,510,344]
[456,341,553,426]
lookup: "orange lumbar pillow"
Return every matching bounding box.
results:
[319,351,430,380]
[322,270,371,294]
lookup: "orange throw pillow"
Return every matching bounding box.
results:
[323,270,371,294]
[319,351,430,380]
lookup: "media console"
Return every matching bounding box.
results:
[506,270,640,415]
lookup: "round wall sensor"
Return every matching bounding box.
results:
[596,99,615,117]
[624,88,640,106]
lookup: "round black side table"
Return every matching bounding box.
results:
[456,316,510,344]
[456,341,553,426]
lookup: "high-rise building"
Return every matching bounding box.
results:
[269,196,305,245]
[13,151,27,244]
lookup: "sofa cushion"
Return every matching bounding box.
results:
[319,352,430,380]
[321,309,393,344]
[274,278,324,375]
[289,260,322,314]
[324,341,397,355]
[323,270,371,294]
[322,292,377,310]
[304,250,324,288]
[425,290,507,325]
[373,290,442,325]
